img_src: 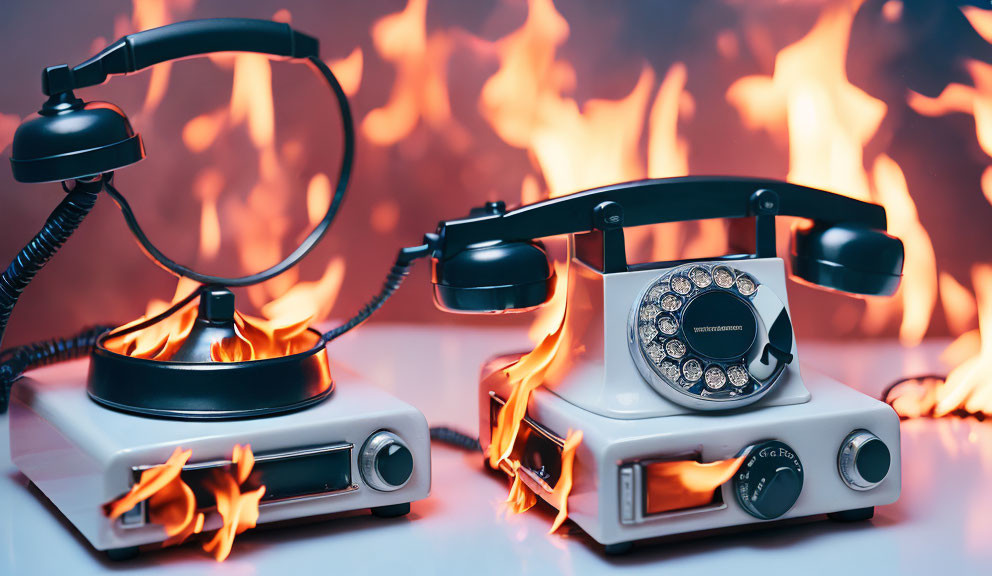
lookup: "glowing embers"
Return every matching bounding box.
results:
[103,445,265,562]
[642,456,745,516]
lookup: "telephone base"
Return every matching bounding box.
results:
[478,355,900,547]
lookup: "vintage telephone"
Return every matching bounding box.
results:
[0,18,363,415]
[423,177,903,412]
[417,177,905,549]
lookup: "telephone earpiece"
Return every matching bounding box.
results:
[432,238,556,313]
[11,94,144,183]
[790,222,904,296]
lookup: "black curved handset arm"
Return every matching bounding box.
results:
[429,177,905,314]
[435,177,887,256]
[43,18,319,95]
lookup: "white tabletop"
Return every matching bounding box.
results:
[1,324,987,575]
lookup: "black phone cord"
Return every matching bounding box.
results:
[0,177,103,352]
[0,324,113,412]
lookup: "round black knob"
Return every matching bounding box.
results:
[734,440,804,520]
[360,431,413,491]
[838,430,890,490]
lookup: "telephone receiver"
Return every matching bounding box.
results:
[427,177,905,313]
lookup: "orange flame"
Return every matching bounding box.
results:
[489,319,567,470]
[862,155,937,346]
[547,429,582,533]
[131,0,196,116]
[193,168,224,260]
[883,6,992,418]
[102,278,200,360]
[103,447,196,527]
[362,0,457,145]
[306,173,332,228]
[488,279,578,532]
[887,266,992,418]
[102,444,264,562]
[203,444,266,562]
[727,0,884,202]
[940,272,978,336]
[727,0,938,343]
[643,456,745,515]
[329,47,364,97]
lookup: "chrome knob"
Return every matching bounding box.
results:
[360,431,413,492]
[838,430,891,491]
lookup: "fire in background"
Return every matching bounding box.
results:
[0,0,989,361]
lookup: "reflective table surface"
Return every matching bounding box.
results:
[1,324,988,575]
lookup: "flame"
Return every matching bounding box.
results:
[962,5,992,45]
[880,4,992,418]
[940,272,978,336]
[643,456,745,515]
[102,445,264,562]
[489,319,567,470]
[194,168,224,260]
[182,110,226,153]
[102,446,207,544]
[727,0,884,200]
[329,47,364,97]
[479,0,571,150]
[230,54,275,149]
[727,0,940,343]
[103,447,194,523]
[647,62,690,179]
[306,173,332,227]
[488,292,578,532]
[862,155,937,346]
[547,429,581,533]
[131,0,196,115]
[259,257,346,328]
[102,278,200,360]
[888,266,992,419]
[362,0,456,145]
[506,461,538,514]
[203,444,266,562]
[480,0,652,198]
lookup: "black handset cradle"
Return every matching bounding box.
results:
[430,177,904,313]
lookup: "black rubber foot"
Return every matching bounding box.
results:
[105,546,140,561]
[828,506,875,522]
[604,541,634,555]
[371,502,411,518]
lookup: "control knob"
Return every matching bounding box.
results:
[838,430,890,490]
[734,440,803,520]
[360,431,414,492]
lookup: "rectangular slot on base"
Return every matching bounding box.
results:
[489,394,564,490]
[123,443,355,527]
[620,454,741,524]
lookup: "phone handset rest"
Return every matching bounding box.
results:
[428,177,904,313]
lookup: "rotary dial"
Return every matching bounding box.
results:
[629,262,794,410]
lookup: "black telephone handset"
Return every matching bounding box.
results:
[427,177,905,314]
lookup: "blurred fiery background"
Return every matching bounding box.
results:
[0,0,990,365]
